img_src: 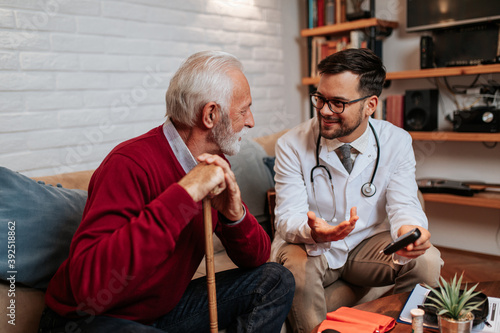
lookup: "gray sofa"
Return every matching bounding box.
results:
[0,130,400,332]
[0,133,279,333]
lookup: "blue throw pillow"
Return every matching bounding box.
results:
[0,166,87,290]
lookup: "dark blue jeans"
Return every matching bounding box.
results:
[39,263,294,333]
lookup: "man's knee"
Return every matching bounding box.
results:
[256,262,295,314]
[407,245,443,285]
[418,245,443,283]
[277,244,325,278]
[263,262,295,287]
[277,243,307,264]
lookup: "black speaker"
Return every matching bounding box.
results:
[420,36,434,69]
[404,89,439,131]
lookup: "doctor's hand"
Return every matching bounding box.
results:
[307,207,358,243]
[395,225,431,259]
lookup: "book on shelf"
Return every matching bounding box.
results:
[308,0,341,28]
[317,0,325,27]
[325,0,335,25]
[310,37,324,78]
[338,0,346,24]
[308,0,317,28]
[384,95,404,128]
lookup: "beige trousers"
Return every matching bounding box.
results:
[275,231,443,333]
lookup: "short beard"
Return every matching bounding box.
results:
[319,103,364,140]
[211,112,248,156]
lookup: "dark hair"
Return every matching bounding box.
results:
[317,48,386,97]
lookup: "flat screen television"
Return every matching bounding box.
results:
[407,0,500,32]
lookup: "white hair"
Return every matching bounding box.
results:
[165,50,244,126]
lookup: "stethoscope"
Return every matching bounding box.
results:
[310,121,380,222]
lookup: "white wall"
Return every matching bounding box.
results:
[281,1,310,124]
[0,0,304,177]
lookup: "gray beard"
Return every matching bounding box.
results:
[211,113,248,156]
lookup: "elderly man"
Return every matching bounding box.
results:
[40,51,294,333]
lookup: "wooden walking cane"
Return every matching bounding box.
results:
[203,197,218,333]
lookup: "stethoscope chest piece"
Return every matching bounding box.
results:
[361,182,376,197]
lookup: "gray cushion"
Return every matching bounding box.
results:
[226,138,274,223]
[0,167,87,289]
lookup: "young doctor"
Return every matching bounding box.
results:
[271,48,443,333]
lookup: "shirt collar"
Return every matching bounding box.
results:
[324,124,370,154]
[163,117,198,173]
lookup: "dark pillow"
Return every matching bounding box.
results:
[262,156,276,183]
[0,166,87,290]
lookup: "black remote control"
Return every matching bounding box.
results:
[382,228,421,255]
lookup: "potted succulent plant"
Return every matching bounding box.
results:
[424,274,487,333]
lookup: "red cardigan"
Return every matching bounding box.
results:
[45,125,271,324]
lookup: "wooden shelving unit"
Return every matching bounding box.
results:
[301,16,500,210]
[410,132,500,209]
[389,65,500,210]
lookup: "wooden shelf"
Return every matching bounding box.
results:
[423,192,500,209]
[303,63,500,86]
[386,64,500,80]
[414,131,500,209]
[302,76,320,86]
[301,18,398,37]
[409,131,500,142]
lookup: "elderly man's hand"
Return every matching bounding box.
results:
[178,161,226,203]
[197,154,245,221]
[178,154,244,222]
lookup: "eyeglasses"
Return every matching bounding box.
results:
[310,93,371,114]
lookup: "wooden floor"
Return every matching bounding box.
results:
[438,246,500,283]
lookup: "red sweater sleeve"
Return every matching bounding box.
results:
[216,205,270,268]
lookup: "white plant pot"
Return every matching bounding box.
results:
[438,313,474,333]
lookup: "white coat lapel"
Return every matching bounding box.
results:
[350,134,377,179]
[318,137,346,175]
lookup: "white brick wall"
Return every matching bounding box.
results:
[0,0,300,177]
